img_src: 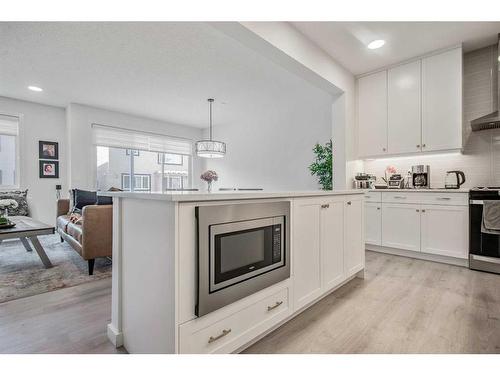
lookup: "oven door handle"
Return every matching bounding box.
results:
[470,200,484,205]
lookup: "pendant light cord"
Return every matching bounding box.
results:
[208,98,214,141]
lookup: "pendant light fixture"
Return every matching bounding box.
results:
[195,98,226,158]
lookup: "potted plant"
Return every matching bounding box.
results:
[309,140,333,190]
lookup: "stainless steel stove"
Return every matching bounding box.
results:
[469,187,500,274]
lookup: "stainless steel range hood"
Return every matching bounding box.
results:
[471,34,500,132]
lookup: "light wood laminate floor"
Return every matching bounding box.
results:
[245,251,500,353]
[1,251,499,354]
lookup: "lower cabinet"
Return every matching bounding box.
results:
[382,203,421,252]
[365,202,382,245]
[293,195,364,311]
[420,205,468,259]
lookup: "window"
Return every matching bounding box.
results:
[94,124,192,192]
[0,114,19,188]
[121,174,151,191]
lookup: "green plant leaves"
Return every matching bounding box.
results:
[309,139,333,190]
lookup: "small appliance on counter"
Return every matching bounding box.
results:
[353,173,376,189]
[445,171,466,189]
[411,165,430,189]
[387,174,404,189]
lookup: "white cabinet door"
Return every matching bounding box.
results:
[420,205,468,259]
[382,203,421,252]
[388,60,422,154]
[365,202,382,246]
[344,197,365,277]
[422,47,462,152]
[321,198,345,291]
[293,201,322,310]
[358,70,388,158]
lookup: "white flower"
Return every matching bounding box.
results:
[0,199,18,209]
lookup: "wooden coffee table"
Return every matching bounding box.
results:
[0,216,55,268]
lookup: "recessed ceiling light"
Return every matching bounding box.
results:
[367,40,386,50]
[28,86,43,92]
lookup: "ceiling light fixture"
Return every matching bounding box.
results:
[28,85,43,92]
[195,98,226,158]
[367,39,386,50]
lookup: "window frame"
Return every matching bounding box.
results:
[0,112,21,190]
[121,173,151,192]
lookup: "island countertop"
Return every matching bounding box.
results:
[98,189,365,202]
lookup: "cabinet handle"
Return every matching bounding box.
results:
[437,197,451,200]
[208,329,232,344]
[416,209,420,212]
[422,144,426,148]
[267,301,283,311]
[377,207,381,210]
[422,209,426,212]
[347,201,352,205]
[416,144,420,148]
[321,204,330,209]
[382,148,387,152]
[394,196,407,199]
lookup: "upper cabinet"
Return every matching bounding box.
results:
[388,60,422,154]
[422,48,463,152]
[357,70,388,158]
[357,47,462,159]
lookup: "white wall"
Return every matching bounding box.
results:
[0,96,67,225]
[220,22,359,189]
[66,103,204,190]
[204,84,333,191]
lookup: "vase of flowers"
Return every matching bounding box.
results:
[200,170,218,193]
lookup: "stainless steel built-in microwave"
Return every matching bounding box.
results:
[196,201,290,316]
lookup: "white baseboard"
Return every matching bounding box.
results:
[366,245,469,267]
[107,323,124,348]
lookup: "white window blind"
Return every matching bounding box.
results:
[0,114,19,136]
[92,124,192,155]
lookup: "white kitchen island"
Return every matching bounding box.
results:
[99,190,365,354]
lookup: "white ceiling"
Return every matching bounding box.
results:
[292,22,500,75]
[0,22,328,128]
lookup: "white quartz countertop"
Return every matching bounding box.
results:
[98,189,364,202]
[364,188,469,193]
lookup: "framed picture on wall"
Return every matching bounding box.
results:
[39,160,59,178]
[39,141,59,160]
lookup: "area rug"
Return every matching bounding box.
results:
[0,234,111,304]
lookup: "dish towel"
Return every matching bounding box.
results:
[481,200,500,234]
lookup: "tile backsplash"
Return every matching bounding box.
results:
[363,129,500,189]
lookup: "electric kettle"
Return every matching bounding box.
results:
[445,171,466,189]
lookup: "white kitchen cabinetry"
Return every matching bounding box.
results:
[382,203,421,252]
[321,198,345,291]
[344,197,365,277]
[365,202,382,246]
[358,70,388,158]
[388,60,422,154]
[420,205,468,259]
[357,46,462,158]
[293,196,364,311]
[422,47,462,152]
[292,200,322,310]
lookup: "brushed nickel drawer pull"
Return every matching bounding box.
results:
[321,204,330,209]
[347,201,352,205]
[437,197,451,200]
[267,301,283,311]
[394,196,407,199]
[422,209,426,212]
[208,329,232,344]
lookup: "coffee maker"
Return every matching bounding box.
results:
[411,165,430,189]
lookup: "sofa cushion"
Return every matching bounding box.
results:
[66,222,83,244]
[72,189,97,213]
[0,190,29,216]
[56,214,71,233]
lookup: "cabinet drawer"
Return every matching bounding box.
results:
[382,192,468,206]
[179,287,289,354]
[365,191,382,203]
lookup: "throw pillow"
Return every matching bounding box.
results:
[96,195,113,205]
[0,190,29,216]
[72,189,97,212]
